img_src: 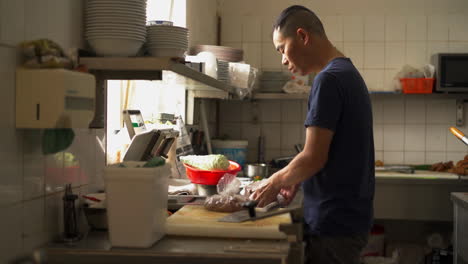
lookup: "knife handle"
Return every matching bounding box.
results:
[449,126,468,145]
[242,200,258,218]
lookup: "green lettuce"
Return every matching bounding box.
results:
[180,154,230,170]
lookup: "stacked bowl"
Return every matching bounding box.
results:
[217,60,229,83]
[146,24,189,58]
[85,0,147,56]
[190,45,244,62]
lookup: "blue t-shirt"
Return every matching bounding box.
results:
[303,57,375,236]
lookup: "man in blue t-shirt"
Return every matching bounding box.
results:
[251,5,375,264]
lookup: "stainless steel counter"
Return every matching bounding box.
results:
[45,231,291,264]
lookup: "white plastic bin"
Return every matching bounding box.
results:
[211,140,248,167]
[104,163,170,248]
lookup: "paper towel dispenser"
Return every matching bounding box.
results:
[16,68,95,128]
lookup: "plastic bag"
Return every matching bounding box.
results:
[19,39,73,69]
[229,62,259,99]
[204,174,248,212]
[244,179,286,207]
[282,74,310,94]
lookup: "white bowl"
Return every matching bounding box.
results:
[86,15,146,21]
[147,36,188,40]
[86,9,146,15]
[88,38,144,57]
[148,40,187,45]
[86,7,146,13]
[86,28,146,34]
[87,2,146,7]
[148,44,188,49]
[85,32,146,40]
[87,0,146,4]
[86,14,146,19]
[147,40,188,44]
[86,23,145,28]
[86,4,145,10]
[86,22,146,28]
[86,28,146,33]
[86,35,145,42]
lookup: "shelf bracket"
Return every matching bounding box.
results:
[456,99,465,127]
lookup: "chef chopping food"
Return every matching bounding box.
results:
[250,5,376,264]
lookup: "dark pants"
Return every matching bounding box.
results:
[305,234,368,264]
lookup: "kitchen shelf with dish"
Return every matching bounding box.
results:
[79,56,237,128]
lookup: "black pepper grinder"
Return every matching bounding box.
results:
[62,184,80,242]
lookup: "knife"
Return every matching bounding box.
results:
[449,126,468,145]
[218,200,301,223]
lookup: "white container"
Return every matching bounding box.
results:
[104,163,170,248]
[211,140,248,167]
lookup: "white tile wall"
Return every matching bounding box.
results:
[261,42,282,70]
[383,97,405,124]
[322,15,343,42]
[404,125,426,151]
[406,16,427,41]
[404,151,425,164]
[364,16,385,42]
[281,100,303,123]
[364,43,385,69]
[242,43,262,69]
[262,123,281,149]
[259,100,281,122]
[0,204,22,262]
[242,16,261,42]
[343,16,364,42]
[280,123,301,150]
[448,14,468,41]
[385,15,406,41]
[427,15,449,41]
[344,42,364,68]
[0,0,25,45]
[426,125,447,151]
[383,125,405,151]
[217,94,467,165]
[385,42,405,69]
[0,1,104,262]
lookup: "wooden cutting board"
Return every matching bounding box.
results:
[165,205,292,239]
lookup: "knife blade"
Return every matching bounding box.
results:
[218,205,301,223]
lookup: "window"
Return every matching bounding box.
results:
[106,0,187,164]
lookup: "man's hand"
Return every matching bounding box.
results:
[279,184,299,206]
[250,177,281,207]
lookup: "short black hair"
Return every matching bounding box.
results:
[273,5,325,38]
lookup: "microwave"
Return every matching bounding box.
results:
[436,53,468,93]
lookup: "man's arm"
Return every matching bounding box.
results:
[251,126,334,206]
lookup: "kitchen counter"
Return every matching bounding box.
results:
[374,171,468,221]
[44,231,291,264]
[375,170,467,184]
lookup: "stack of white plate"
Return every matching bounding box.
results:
[85,0,147,56]
[217,60,229,83]
[146,25,188,58]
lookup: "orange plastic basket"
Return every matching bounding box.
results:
[400,78,434,94]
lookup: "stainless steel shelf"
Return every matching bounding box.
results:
[79,57,237,94]
[251,93,308,100]
[79,57,234,128]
